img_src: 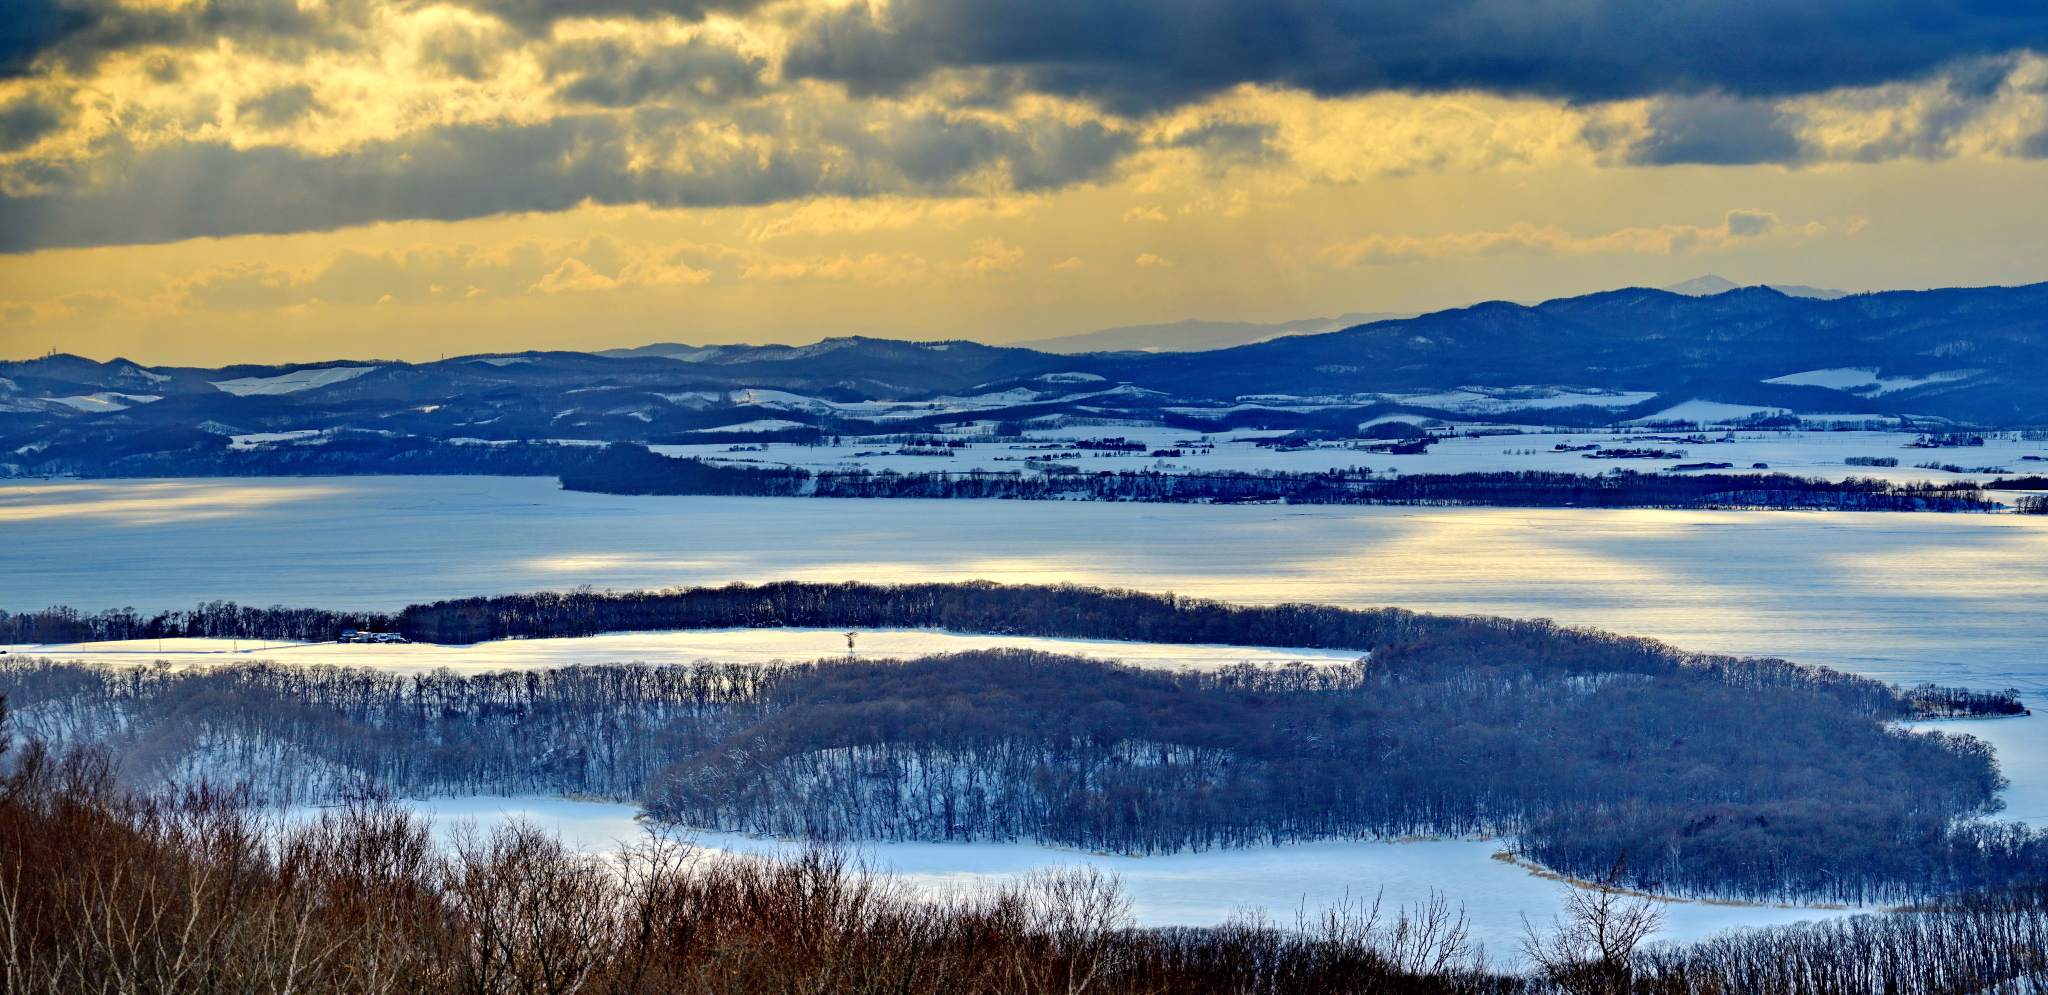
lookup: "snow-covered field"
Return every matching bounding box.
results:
[363,794,1856,963]
[15,630,1364,674]
[649,427,2048,486]
[5,475,2044,690]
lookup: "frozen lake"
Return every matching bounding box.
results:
[367,794,1856,965]
[17,475,2047,951]
[5,475,2045,691]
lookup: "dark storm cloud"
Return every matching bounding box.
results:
[11,0,2048,111]
[0,0,768,68]
[548,37,768,106]
[0,93,63,151]
[1169,122,1280,170]
[2,0,359,76]
[782,0,2048,112]
[237,84,319,127]
[453,0,766,33]
[0,0,94,76]
[1628,97,1803,165]
[0,110,1133,251]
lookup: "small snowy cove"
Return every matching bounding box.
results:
[9,462,2048,959]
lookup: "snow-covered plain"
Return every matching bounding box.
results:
[359,795,1856,964]
[16,630,1364,674]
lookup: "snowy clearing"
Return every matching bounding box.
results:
[1764,368,1982,395]
[49,392,161,411]
[685,419,812,434]
[209,366,378,396]
[12,629,1365,675]
[1624,400,1780,424]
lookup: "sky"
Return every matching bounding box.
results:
[2,0,2048,367]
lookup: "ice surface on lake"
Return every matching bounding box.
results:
[364,794,1855,964]
[6,475,2044,692]
[18,630,1364,675]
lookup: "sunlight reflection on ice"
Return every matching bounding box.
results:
[0,480,348,525]
[5,477,2046,692]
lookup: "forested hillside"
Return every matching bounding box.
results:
[2,582,2034,904]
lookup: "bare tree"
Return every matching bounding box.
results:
[1522,857,1665,994]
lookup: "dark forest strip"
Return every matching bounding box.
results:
[559,443,2000,510]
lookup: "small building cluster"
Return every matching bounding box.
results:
[338,629,409,643]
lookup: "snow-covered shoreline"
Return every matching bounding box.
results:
[316,794,1862,964]
[7,629,1365,675]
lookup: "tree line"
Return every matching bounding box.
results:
[559,444,2003,511]
[0,601,399,645]
[396,580,1469,647]
[24,433,2009,513]
[41,431,608,479]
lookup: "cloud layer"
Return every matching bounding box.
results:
[781,0,2048,110]
[0,0,2046,252]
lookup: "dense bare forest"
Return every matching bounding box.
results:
[5,581,2038,918]
[2,633,2031,904]
[4,733,2048,995]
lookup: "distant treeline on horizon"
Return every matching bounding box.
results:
[27,434,2016,512]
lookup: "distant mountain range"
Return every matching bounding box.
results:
[1007,313,1418,353]
[1663,275,1849,299]
[999,277,1847,354]
[6,280,2046,476]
